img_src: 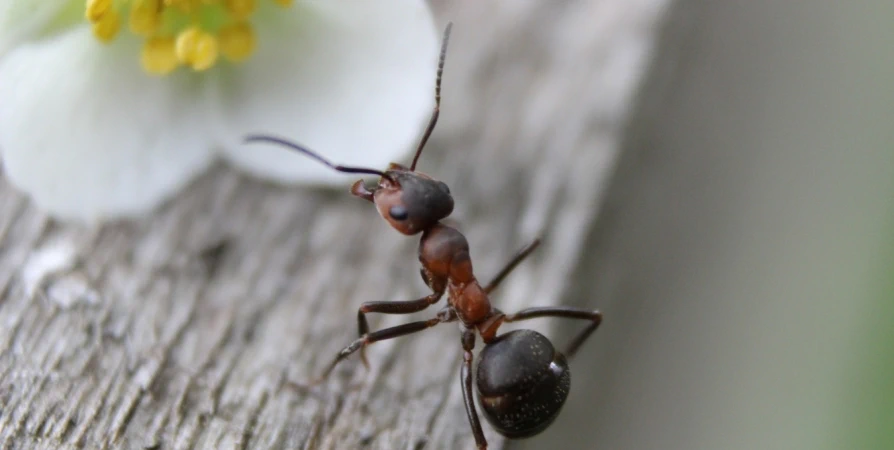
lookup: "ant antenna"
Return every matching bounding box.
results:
[410,21,453,172]
[244,134,395,183]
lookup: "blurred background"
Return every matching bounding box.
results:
[507,1,894,449]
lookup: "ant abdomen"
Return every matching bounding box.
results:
[475,329,571,439]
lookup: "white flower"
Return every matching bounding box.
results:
[0,0,438,222]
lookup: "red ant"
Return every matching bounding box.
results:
[245,22,602,450]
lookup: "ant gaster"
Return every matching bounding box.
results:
[245,22,602,450]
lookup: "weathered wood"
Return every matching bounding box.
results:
[0,1,671,449]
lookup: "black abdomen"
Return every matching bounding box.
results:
[475,329,571,439]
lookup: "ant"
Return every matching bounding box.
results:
[245,22,602,450]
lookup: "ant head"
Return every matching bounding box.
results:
[352,163,454,235]
[245,23,456,236]
[350,21,455,235]
[242,135,455,236]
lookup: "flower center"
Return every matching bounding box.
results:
[84,0,293,75]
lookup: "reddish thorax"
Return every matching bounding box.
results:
[419,223,504,342]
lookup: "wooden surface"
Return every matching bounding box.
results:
[0,1,671,449]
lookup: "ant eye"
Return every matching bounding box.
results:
[389,205,409,221]
[437,181,450,194]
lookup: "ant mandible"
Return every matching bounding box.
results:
[245,22,602,450]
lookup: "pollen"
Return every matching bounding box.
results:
[225,0,257,20]
[129,0,162,37]
[91,9,121,42]
[85,0,113,22]
[141,37,179,75]
[175,27,219,71]
[218,22,256,62]
[84,0,292,74]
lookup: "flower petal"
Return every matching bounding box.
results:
[216,0,439,184]
[0,0,72,56]
[0,28,216,222]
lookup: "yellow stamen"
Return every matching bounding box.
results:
[225,0,256,20]
[218,22,256,62]
[91,9,121,43]
[85,0,292,74]
[142,37,180,75]
[85,0,113,22]
[175,27,219,71]
[164,0,199,13]
[190,34,219,71]
[129,0,162,37]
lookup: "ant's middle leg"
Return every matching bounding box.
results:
[314,307,457,384]
[503,307,603,358]
[356,270,446,366]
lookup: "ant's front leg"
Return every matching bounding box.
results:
[356,268,447,366]
[503,307,603,358]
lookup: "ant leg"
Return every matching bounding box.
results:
[503,307,603,358]
[483,238,542,294]
[460,329,488,450]
[314,308,457,384]
[356,289,444,367]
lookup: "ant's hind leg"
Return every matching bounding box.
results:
[503,307,603,358]
[483,238,541,294]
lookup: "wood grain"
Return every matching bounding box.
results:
[0,1,671,449]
